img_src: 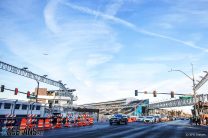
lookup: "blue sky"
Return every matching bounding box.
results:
[0,0,208,110]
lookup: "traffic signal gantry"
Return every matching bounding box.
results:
[134,90,192,98]
[1,84,32,99]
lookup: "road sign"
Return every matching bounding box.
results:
[179,96,193,99]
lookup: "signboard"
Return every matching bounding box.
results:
[179,96,193,100]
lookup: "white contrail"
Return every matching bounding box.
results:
[105,0,124,16]
[62,2,208,52]
[44,0,61,33]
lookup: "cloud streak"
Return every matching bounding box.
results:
[62,2,208,52]
[44,0,61,33]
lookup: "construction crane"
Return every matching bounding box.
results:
[0,60,76,104]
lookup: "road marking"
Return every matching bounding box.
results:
[126,123,169,138]
[101,124,166,138]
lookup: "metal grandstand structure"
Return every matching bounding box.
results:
[81,98,149,115]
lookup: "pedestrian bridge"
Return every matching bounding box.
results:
[148,94,208,109]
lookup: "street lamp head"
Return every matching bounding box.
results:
[22,67,28,70]
[203,71,208,74]
[168,69,173,72]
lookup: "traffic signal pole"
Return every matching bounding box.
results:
[4,87,27,94]
[169,64,199,117]
[135,90,191,97]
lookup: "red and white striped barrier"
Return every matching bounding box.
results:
[27,114,37,118]
[28,118,37,122]
[5,114,16,118]
[4,120,15,124]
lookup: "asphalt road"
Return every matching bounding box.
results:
[9,120,208,138]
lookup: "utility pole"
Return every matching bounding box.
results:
[169,64,198,117]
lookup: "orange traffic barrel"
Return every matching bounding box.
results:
[54,118,62,128]
[77,118,83,127]
[19,118,27,131]
[45,118,53,129]
[128,118,132,123]
[82,119,87,126]
[132,117,136,122]
[64,117,70,127]
[89,118,94,125]
[37,119,44,130]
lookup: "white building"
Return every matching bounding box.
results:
[32,88,77,107]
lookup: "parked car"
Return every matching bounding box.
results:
[160,116,169,122]
[153,116,160,123]
[109,114,128,125]
[137,116,145,122]
[144,116,155,123]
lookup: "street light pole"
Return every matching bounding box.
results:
[22,67,40,103]
[36,80,39,103]
[169,64,198,117]
[191,64,199,117]
[35,75,47,103]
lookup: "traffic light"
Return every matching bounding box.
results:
[171,91,174,98]
[14,88,18,95]
[1,85,4,92]
[27,91,30,98]
[135,90,138,96]
[153,90,157,97]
